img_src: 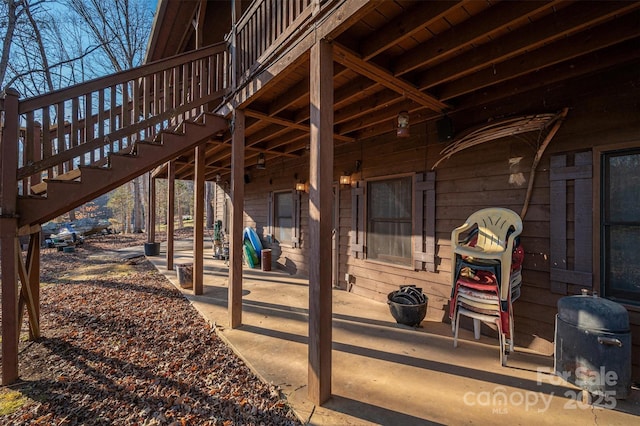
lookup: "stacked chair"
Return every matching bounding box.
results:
[449,208,523,366]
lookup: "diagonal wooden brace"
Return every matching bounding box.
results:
[15,238,40,339]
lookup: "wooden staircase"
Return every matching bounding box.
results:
[1,42,230,231]
[17,113,227,227]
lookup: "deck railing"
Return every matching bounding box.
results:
[7,42,229,196]
[234,0,320,83]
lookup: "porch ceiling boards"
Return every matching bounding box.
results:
[169,0,640,181]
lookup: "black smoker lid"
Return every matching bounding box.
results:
[557,293,629,333]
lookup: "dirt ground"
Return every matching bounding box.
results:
[0,231,301,425]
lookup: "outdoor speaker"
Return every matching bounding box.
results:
[437,116,454,142]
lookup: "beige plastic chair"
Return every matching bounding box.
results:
[451,207,523,302]
[450,207,523,365]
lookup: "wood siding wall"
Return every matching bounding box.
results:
[212,65,640,380]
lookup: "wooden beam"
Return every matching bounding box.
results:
[455,40,640,111]
[393,1,558,76]
[418,1,640,91]
[193,144,205,295]
[360,0,463,61]
[245,109,354,143]
[166,161,175,271]
[229,109,244,329]
[336,98,417,135]
[308,38,333,406]
[267,77,309,116]
[332,43,448,113]
[436,10,640,100]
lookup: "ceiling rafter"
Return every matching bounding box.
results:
[454,40,640,111]
[360,0,465,61]
[393,0,562,77]
[418,1,640,90]
[336,98,418,135]
[332,42,448,113]
[437,12,640,100]
[246,109,354,143]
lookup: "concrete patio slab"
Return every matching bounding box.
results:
[144,241,640,425]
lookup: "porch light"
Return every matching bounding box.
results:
[295,182,307,192]
[256,153,266,169]
[339,175,351,185]
[397,110,410,138]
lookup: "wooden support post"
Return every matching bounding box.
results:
[1,88,20,384]
[308,39,334,405]
[148,173,156,243]
[193,144,206,295]
[231,0,241,91]
[229,109,244,329]
[166,161,175,270]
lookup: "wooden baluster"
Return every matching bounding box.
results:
[207,55,214,96]
[23,111,34,194]
[182,63,188,120]
[30,121,42,194]
[172,66,179,111]
[110,85,117,152]
[56,101,65,175]
[42,106,52,181]
[200,58,206,102]
[163,69,171,113]
[98,89,106,160]
[85,93,95,164]
[276,0,282,39]
[265,1,271,52]
[154,72,160,117]
[133,77,141,126]
[190,61,197,113]
[122,82,130,129]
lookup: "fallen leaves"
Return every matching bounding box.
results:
[0,233,301,425]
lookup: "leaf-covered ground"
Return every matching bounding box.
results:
[0,232,301,425]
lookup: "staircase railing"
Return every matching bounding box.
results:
[5,42,229,197]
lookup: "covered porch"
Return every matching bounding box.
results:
[145,239,640,425]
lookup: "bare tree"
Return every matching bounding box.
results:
[65,0,154,233]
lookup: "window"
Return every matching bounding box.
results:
[274,191,293,244]
[367,176,413,266]
[601,148,640,303]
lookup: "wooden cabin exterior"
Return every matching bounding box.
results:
[2,0,639,405]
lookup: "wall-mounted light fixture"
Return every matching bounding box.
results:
[295,182,307,192]
[339,160,361,187]
[397,110,410,138]
[256,153,266,169]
